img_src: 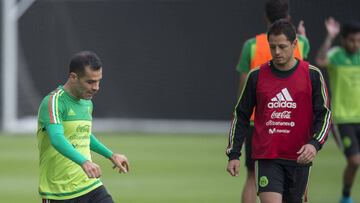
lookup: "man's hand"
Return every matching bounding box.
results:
[82,160,102,178]
[110,153,130,173]
[227,159,240,177]
[297,144,317,165]
[325,17,340,40]
[297,20,306,37]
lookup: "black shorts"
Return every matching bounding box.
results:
[244,126,254,171]
[256,160,310,203]
[42,185,114,203]
[338,124,360,157]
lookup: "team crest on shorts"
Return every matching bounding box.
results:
[259,176,269,187]
[343,136,352,148]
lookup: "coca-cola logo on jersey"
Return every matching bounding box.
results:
[271,111,291,119]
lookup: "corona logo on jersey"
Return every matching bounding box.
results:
[267,88,297,109]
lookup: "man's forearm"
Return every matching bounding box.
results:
[47,124,88,165]
[316,34,334,67]
[90,134,113,158]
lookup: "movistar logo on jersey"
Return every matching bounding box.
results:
[68,108,76,116]
[267,88,297,109]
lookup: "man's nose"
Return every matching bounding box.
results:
[275,47,281,55]
[92,83,100,91]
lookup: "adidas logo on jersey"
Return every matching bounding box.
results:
[68,108,76,116]
[267,88,297,109]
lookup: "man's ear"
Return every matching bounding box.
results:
[292,38,298,48]
[69,72,78,81]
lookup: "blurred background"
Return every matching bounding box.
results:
[0,0,359,202]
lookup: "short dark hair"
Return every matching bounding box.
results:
[265,0,289,23]
[267,19,296,42]
[340,21,360,39]
[69,51,102,76]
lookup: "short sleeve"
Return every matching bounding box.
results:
[327,47,341,66]
[236,38,255,74]
[297,35,310,60]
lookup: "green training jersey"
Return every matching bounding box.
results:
[236,34,310,74]
[37,86,102,200]
[327,47,360,123]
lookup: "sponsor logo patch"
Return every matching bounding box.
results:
[267,88,297,109]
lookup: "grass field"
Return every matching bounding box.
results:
[0,133,358,203]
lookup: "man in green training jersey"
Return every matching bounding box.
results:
[316,17,360,203]
[37,51,130,203]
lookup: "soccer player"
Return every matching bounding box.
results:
[226,19,331,203]
[315,17,360,203]
[37,51,130,202]
[230,0,310,202]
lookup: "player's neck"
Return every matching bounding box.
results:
[63,81,80,100]
[273,57,297,71]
